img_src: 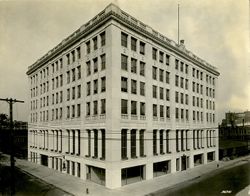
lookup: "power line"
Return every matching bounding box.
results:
[0,98,24,196]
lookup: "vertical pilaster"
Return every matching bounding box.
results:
[136,129,140,157]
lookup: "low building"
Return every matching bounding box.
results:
[219,111,250,159]
[26,3,219,188]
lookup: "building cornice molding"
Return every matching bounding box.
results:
[27,3,219,76]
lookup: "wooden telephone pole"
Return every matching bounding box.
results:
[0,98,24,195]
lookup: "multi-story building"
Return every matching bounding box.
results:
[26,3,220,188]
[219,111,250,159]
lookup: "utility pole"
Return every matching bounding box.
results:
[0,98,24,196]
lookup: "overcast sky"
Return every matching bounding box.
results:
[0,0,249,123]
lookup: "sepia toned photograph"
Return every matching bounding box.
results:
[0,0,249,195]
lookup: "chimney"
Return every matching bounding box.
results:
[180,39,185,45]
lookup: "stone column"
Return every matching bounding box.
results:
[156,129,159,155]
[75,130,79,155]
[169,130,175,153]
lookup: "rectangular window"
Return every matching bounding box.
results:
[101,54,106,70]
[101,99,106,114]
[153,104,157,117]
[86,61,91,76]
[153,85,157,98]
[180,62,184,72]
[153,130,157,155]
[159,51,164,63]
[160,87,164,100]
[166,71,170,84]
[166,54,170,65]
[93,36,98,50]
[77,47,81,59]
[77,66,81,79]
[71,50,75,62]
[175,108,179,119]
[87,82,91,96]
[121,54,128,70]
[131,101,137,115]
[93,58,98,73]
[131,58,137,73]
[131,37,137,51]
[175,75,179,87]
[152,48,157,60]
[77,104,81,117]
[152,66,157,80]
[140,41,145,55]
[131,130,136,158]
[94,130,98,157]
[121,129,127,159]
[121,77,128,92]
[67,89,70,101]
[86,41,90,54]
[72,105,75,118]
[160,130,163,154]
[93,79,98,94]
[140,61,145,76]
[159,69,164,82]
[180,77,184,88]
[100,31,105,46]
[72,68,75,82]
[185,64,188,74]
[101,77,106,92]
[166,89,170,101]
[66,106,70,119]
[93,100,98,115]
[140,82,145,96]
[160,105,164,118]
[140,102,145,116]
[66,54,70,65]
[121,99,128,114]
[175,91,179,103]
[131,79,137,94]
[121,32,128,47]
[86,102,90,116]
[175,59,179,70]
[186,109,189,120]
[77,85,81,98]
[72,87,75,100]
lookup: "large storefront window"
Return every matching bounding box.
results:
[121,165,145,185]
[153,160,171,177]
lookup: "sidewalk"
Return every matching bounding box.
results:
[2,154,250,196]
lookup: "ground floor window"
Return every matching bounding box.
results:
[40,154,48,166]
[153,160,171,177]
[207,151,215,162]
[121,165,145,186]
[87,165,105,186]
[194,154,203,166]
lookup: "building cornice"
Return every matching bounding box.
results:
[27,3,220,76]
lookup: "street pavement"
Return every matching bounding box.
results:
[1,154,250,196]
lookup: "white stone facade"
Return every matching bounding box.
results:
[27,3,220,189]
